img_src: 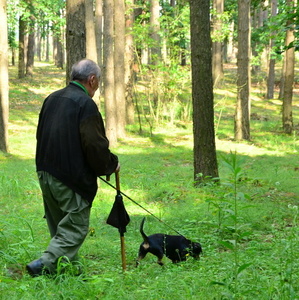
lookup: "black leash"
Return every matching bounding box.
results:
[99,176,184,236]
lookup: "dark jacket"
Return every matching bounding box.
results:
[36,82,118,203]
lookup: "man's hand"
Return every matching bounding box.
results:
[106,163,120,181]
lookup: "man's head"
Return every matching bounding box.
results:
[70,59,101,98]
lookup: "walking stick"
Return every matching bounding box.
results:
[106,171,130,271]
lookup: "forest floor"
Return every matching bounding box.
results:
[0,61,299,300]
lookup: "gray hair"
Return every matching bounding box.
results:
[70,59,101,82]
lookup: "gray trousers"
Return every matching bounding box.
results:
[37,171,91,272]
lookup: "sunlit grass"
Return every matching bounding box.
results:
[9,62,65,111]
[1,61,299,299]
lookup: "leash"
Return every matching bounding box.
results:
[99,176,184,236]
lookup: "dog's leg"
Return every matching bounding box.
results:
[136,254,145,267]
[156,253,164,266]
[136,244,148,267]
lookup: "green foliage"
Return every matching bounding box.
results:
[211,152,253,297]
[160,4,190,62]
[133,63,191,133]
[7,0,65,48]
[250,0,299,62]
[210,9,233,43]
[7,0,19,49]
[133,1,190,63]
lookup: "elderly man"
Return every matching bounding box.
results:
[26,59,119,277]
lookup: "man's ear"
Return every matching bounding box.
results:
[92,75,99,87]
[87,74,94,84]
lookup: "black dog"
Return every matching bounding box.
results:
[136,217,202,266]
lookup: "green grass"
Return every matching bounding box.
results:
[0,62,299,299]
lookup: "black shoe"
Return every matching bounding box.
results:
[26,259,50,277]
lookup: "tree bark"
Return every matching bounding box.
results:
[114,0,126,138]
[279,54,286,99]
[26,15,35,77]
[18,16,26,79]
[266,0,278,99]
[235,0,251,141]
[36,27,41,61]
[149,0,161,65]
[282,0,295,134]
[103,0,117,145]
[53,35,58,65]
[85,0,97,62]
[224,21,235,62]
[212,0,224,86]
[85,0,101,105]
[53,11,64,69]
[66,0,86,84]
[125,0,135,124]
[46,26,50,61]
[56,33,64,69]
[95,0,103,67]
[190,0,219,184]
[0,0,9,152]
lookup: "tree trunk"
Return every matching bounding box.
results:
[26,16,35,77]
[46,26,50,61]
[114,0,126,138]
[66,0,86,84]
[18,16,26,79]
[266,52,276,99]
[56,31,64,69]
[0,0,9,152]
[266,0,278,100]
[36,27,42,61]
[190,0,219,184]
[53,11,64,69]
[85,0,97,62]
[282,0,295,134]
[53,35,58,65]
[149,0,161,65]
[125,0,135,124]
[103,0,117,145]
[85,0,100,105]
[224,21,235,62]
[251,5,267,74]
[11,48,15,66]
[235,0,251,141]
[95,0,103,67]
[279,54,286,99]
[212,0,224,86]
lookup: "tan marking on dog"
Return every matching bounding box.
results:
[142,243,150,249]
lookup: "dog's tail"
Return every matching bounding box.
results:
[140,217,149,242]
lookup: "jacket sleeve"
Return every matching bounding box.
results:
[79,114,118,176]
